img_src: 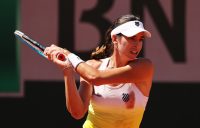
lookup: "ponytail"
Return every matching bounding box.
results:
[90,26,114,59]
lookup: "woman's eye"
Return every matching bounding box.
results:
[131,36,137,41]
[139,36,145,42]
[140,38,144,42]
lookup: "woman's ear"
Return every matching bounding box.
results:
[111,35,118,44]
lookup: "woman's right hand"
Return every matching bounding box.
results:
[44,44,72,70]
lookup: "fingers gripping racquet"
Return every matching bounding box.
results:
[14,30,65,61]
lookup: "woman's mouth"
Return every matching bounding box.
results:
[130,50,138,55]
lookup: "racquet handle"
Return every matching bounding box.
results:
[57,53,66,61]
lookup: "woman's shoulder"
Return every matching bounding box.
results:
[129,58,154,67]
[135,58,152,63]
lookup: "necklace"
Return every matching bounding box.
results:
[107,66,114,69]
[107,58,115,69]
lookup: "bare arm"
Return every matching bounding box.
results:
[76,58,154,86]
[76,58,154,96]
[44,45,153,86]
[44,46,93,119]
[63,68,93,120]
[44,45,154,96]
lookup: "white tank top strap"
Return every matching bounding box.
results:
[99,58,110,70]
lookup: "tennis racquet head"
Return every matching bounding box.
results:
[14,30,65,60]
[14,30,46,57]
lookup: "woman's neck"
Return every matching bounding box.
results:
[108,55,128,68]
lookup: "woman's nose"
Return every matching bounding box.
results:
[132,41,140,46]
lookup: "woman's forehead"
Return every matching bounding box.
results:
[129,32,145,38]
[136,32,145,36]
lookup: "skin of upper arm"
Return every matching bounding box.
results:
[78,78,93,114]
[128,58,154,83]
[89,58,154,86]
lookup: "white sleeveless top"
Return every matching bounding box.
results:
[83,58,149,128]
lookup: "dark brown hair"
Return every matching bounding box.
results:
[90,14,140,59]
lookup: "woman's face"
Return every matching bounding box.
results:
[116,32,145,61]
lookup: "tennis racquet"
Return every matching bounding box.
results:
[14,30,65,61]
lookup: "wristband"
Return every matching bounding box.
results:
[67,53,84,69]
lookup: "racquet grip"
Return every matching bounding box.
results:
[57,53,66,61]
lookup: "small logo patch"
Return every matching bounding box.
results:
[122,93,130,102]
[135,21,140,26]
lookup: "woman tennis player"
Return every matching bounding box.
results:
[44,14,154,128]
